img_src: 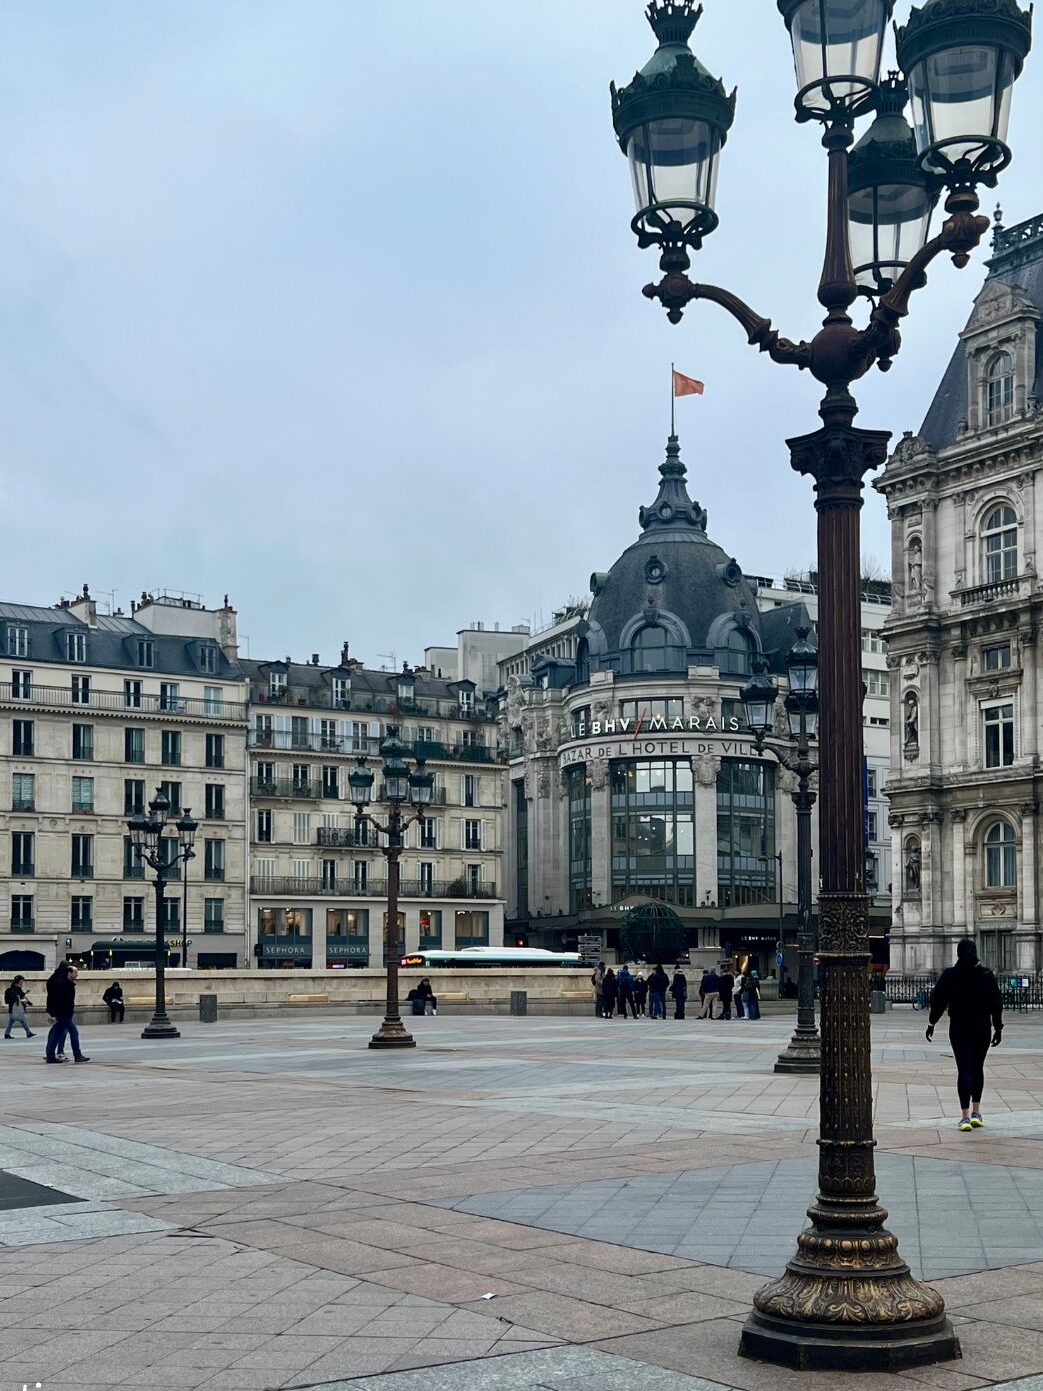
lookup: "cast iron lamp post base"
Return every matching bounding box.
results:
[773,1030,820,1073]
[741,1308,959,1372]
[142,1016,180,1041]
[369,1019,416,1049]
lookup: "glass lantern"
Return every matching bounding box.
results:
[779,0,894,118]
[742,665,779,742]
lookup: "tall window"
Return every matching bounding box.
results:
[124,837,145,880]
[256,809,272,843]
[333,676,350,708]
[12,669,32,700]
[983,702,1015,768]
[12,772,35,812]
[11,895,33,932]
[123,897,144,931]
[567,766,592,913]
[269,671,287,699]
[204,839,225,881]
[72,723,94,761]
[420,818,438,849]
[575,639,590,684]
[72,674,91,705]
[72,776,94,813]
[464,819,482,850]
[199,645,218,674]
[983,505,1018,584]
[6,624,28,657]
[72,896,93,931]
[136,639,155,668]
[159,682,180,712]
[13,719,34,756]
[161,730,181,766]
[716,759,776,908]
[612,759,695,906]
[322,766,339,799]
[11,831,34,876]
[124,779,145,816]
[66,631,87,663]
[630,624,682,674]
[464,774,477,807]
[205,733,224,768]
[419,908,441,948]
[159,779,182,813]
[984,820,1017,888]
[204,686,222,716]
[717,628,754,676]
[71,833,94,879]
[124,727,145,764]
[124,679,142,709]
[205,784,226,820]
[986,351,1014,427]
[204,898,225,932]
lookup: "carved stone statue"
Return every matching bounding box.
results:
[903,691,919,756]
[589,756,609,792]
[907,537,923,602]
[693,753,721,788]
[904,841,921,895]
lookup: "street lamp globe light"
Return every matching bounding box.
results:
[741,662,779,744]
[848,74,938,296]
[778,0,894,120]
[611,1,735,253]
[896,0,1033,184]
[409,756,434,808]
[176,809,198,854]
[349,757,374,809]
[786,626,819,697]
[379,726,411,804]
[127,810,148,855]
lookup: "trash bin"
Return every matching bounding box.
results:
[870,990,886,1015]
[510,990,527,1017]
[199,994,218,1024]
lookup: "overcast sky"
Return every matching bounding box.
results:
[1,2,1040,667]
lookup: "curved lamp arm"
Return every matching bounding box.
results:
[643,275,812,369]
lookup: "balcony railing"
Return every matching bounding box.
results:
[0,684,247,721]
[250,777,319,799]
[250,690,495,721]
[10,921,34,933]
[317,827,367,848]
[250,875,497,899]
[12,800,35,813]
[958,576,1024,607]
[250,730,381,756]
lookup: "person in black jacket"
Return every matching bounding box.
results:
[647,964,669,1020]
[4,976,35,1039]
[45,963,89,1064]
[670,968,688,1020]
[102,981,125,1024]
[600,968,618,1019]
[927,938,1002,1131]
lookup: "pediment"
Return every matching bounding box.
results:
[963,278,1039,337]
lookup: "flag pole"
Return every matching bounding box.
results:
[670,361,675,436]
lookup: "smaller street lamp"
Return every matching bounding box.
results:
[742,633,821,1074]
[778,0,894,121]
[126,789,197,1039]
[349,728,431,1049]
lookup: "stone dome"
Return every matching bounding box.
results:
[581,435,764,674]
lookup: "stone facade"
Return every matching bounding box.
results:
[0,589,249,972]
[876,211,1043,978]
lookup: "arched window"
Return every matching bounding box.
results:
[983,504,1018,584]
[986,352,1014,427]
[631,624,670,673]
[574,639,589,684]
[717,628,753,676]
[984,820,1017,888]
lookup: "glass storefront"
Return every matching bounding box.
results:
[257,906,313,967]
[716,759,776,907]
[611,759,695,907]
[567,765,593,913]
[326,908,369,967]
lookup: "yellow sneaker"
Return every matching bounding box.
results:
[958,1119,973,1133]
[970,1113,984,1128]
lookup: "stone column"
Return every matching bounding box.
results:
[1020,804,1038,971]
[963,840,979,974]
[950,809,967,933]
[951,644,968,771]
[1020,628,1038,763]
[692,753,721,904]
[589,757,612,909]
[312,906,328,971]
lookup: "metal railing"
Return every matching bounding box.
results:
[250,875,497,899]
[0,683,246,721]
[881,972,1043,1011]
[250,778,319,799]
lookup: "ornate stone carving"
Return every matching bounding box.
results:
[589,756,609,792]
[536,768,552,800]
[534,718,555,755]
[523,765,534,801]
[777,767,800,795]
[903,691,919,760]
[692,753,721,788]
[818,893,869,955]
[949,807,967,823]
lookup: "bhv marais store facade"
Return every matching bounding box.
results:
[500,434,840,978]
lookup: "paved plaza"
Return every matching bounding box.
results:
[2,1010,1043,1390]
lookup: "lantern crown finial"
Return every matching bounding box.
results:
[645,0,702,47]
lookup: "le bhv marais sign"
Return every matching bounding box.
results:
[561,713,754,767]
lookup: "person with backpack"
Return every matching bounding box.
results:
[4,976,34,1039]
[647,964,669,1020]
[102,981,125,1024]
[45,962,89,1064]
[927,938,1003,1132]
[617,965,638,1019]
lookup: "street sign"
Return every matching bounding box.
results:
[775,951,785,967]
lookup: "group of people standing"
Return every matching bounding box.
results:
[591,962,761,1021]
[3,963,92,1062]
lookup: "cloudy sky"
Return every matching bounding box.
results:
[1,1,1040,666]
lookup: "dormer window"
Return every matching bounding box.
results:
[458,688,475,713]
[6,624,28,657]
[397,678,415,704]
[136,639,156,668]
[269,671,287,699]
[717,628,754,676]
[199,645,218,674]
[986,352,1014,427]
[66,631,87,663]
[333,676,351,708]
[983,504,1018,584]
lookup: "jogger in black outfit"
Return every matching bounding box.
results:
[927,938,1003,1132]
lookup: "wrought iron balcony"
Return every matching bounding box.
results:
[399,879,498,899]
[250,777,320,799]
[0,684,246,721]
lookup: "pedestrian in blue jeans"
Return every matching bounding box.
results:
[646,964,669,1019]
[45,962,90,1064]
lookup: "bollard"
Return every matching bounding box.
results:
[869,990,886,1015]
[199,994,218,1024]
[510,990,527,1017]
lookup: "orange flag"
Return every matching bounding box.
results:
[673,369,705,397]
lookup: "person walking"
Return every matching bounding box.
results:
[719,968,735,1021]
[647,964,669,1020]
[416,977,438,1015]
[670,967,688,1020]
[633,973,648,1017]
[102,981,125,1024]
[4,976,35,1039]
[617,965,637,1019]
[592,961,606,1019]
[743,972,761,1021]
[927,938,1003,1132]
[45,962,89,1064]
[700,967,722,1020]
[601,968,618,1019]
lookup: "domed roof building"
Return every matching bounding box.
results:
[499,434,818,976]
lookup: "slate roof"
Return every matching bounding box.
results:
[919,212,1043,450]
[242,658,486,706]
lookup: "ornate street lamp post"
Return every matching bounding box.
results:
[743,633,821,1075]
[349,726,434,1050]
[611,0,1031,1371]
[127,788,197,1040]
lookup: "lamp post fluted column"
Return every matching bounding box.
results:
[127,790,197,1041]
[370,805,413,1050]
[146,870,178,1039]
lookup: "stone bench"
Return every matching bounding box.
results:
[288,993,330,1005]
